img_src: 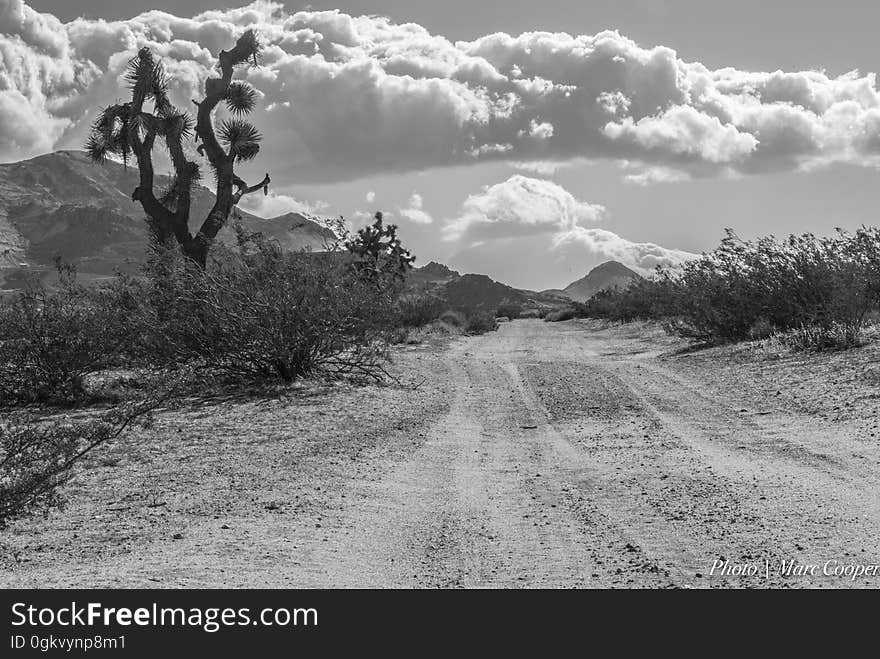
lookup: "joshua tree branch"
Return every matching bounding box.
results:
[232,173,271,204]
[194,34,256,169]
[127,119,178,238]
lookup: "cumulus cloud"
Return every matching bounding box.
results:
[365,190,376,203]
[445,175,606,243]
[237,190,328,218]
[551,226,695,273]
[445,175,694,276]
[397,192,433,224]
[5,1,880,181]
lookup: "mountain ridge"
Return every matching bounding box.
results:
[0,150,335,287]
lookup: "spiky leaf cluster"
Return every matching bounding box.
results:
[124,47,171,114]
[224,81,259,116]
[218,118,262,162]
[85,48,195,168]
[231,29,262,67]
[85,104,133,166]
[346,213,415,283]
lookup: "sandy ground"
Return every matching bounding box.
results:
[2,319,880,588]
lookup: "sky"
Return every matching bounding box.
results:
[5,1,880,289]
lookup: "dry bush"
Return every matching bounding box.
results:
[544,307,578,322]
[0,265,129,405]
[576,277,676,323]
[396,293,445,328]
[127,246,402,382]
[106,216,414,383]
[495,303,524,319]
[438,310,466,327]
[575,227,880,350]
[0,214,416,402]
[775,323,865,352]
[668,229,880,345]
[0,395,168,528]
[464,311,498,334]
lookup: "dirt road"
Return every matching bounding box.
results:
[3,320,880,588]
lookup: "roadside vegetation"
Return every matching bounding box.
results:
[0,211,504,527]
[0,209,502,526]
[555,227,880,352]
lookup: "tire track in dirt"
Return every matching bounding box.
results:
[518,320,880,588]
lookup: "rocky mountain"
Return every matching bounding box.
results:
[0,150,336,289]
[408,261,460,288]
[563,261,642,302]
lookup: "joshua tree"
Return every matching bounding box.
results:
[346,212,415,283]
[85,30,270,267]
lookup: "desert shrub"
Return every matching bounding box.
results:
[115,217,413,382]
[166,252,396,380]
[0,397,164,528]
[775,323,865,352]
[438,310,466,327]
[464,311,497,334]
[495,303,523,319]
[0,416,81,526]
[396,293,444,328]
[667,229,880,344]
[544,306,578,322]
[1,213,417,390]
[747,317,775,341]
[578,277,677,323]
[574,227,880,350]
[0,265,129,405]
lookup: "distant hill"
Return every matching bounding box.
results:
[408,261,460,288]
[0,150,336,289]
[408,262,565,315]
[405,259,644,314]
[563,261,642,302]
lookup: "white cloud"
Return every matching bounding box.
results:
[551,226,695,273]
[445,175,606,243]
[237,190,327,218]
[365,190,376,203]
[604,105,759,164]
[445,175,694,275]
[622,164,693,185]
[397,191,433,224]
[5,1,880,182]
